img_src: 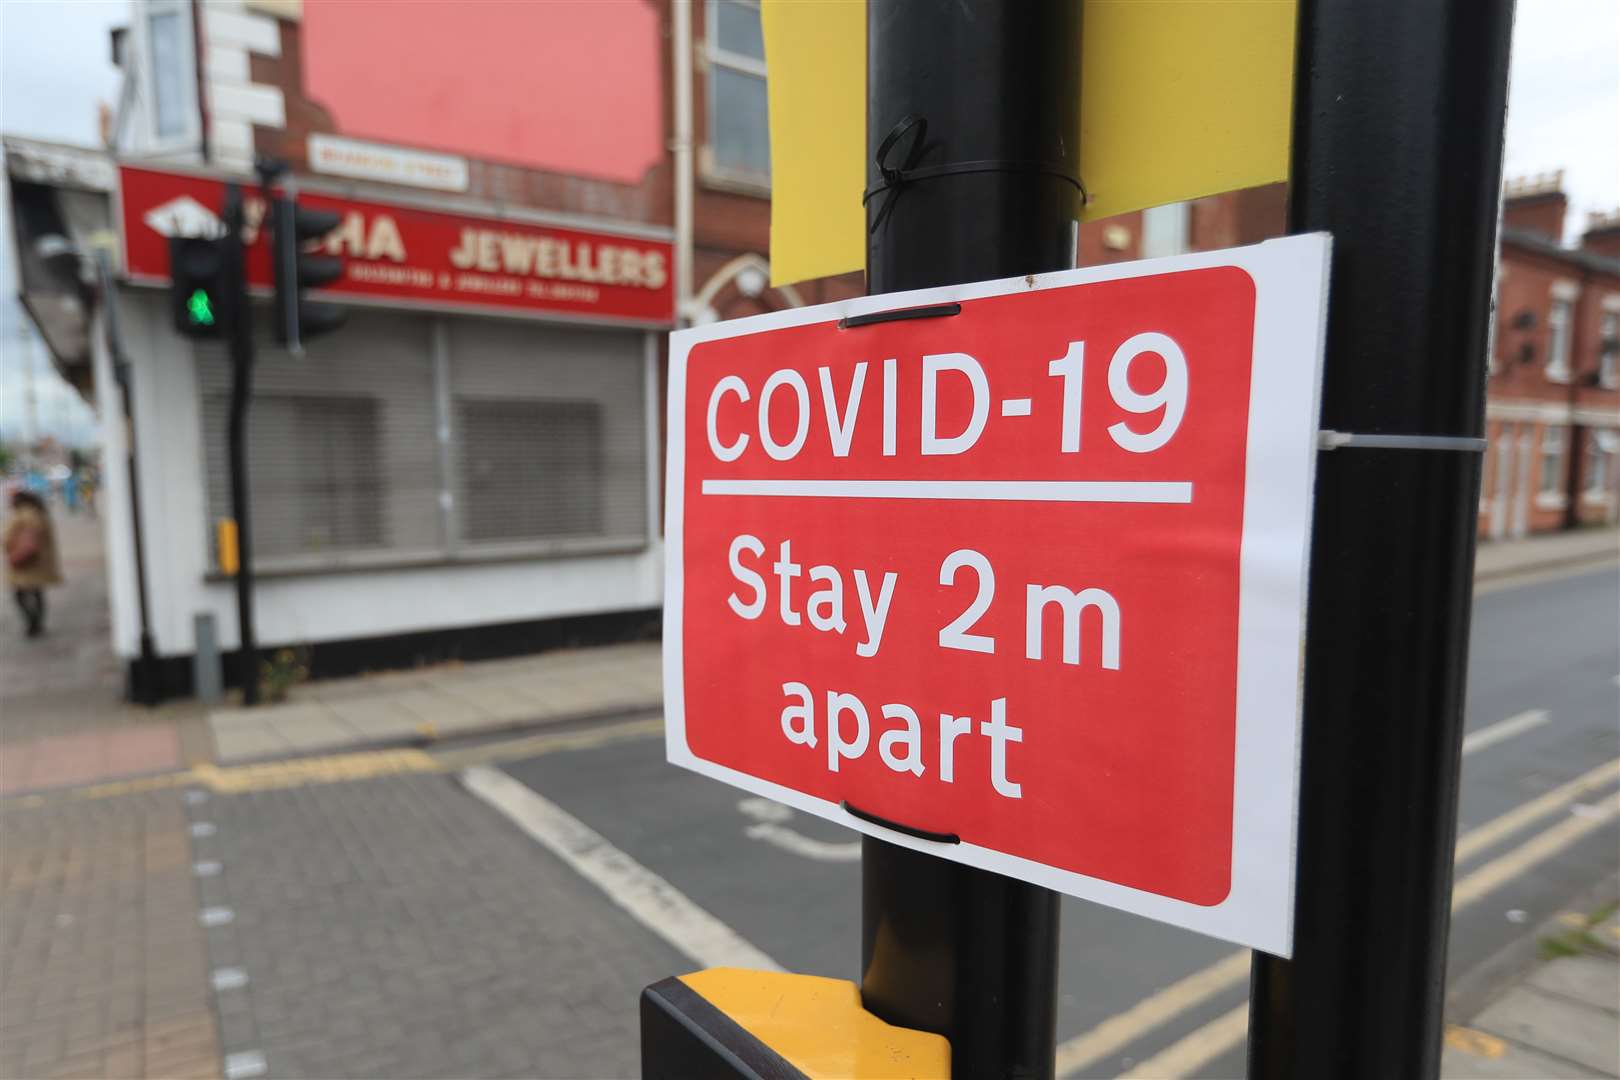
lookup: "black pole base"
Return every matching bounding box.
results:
[862,838,1059,1080]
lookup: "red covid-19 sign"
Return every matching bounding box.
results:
[664,236,1331,955]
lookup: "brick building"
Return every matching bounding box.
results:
[0,0,1294,698]
[1482,174,1620,539]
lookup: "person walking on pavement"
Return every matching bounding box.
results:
[5,490,62,638]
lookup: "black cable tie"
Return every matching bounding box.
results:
[841,800,961,844]
[839,302,962,329]
[863,113,1087,234]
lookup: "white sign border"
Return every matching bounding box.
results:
[663,234,1331,958]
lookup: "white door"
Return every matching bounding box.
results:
[1489,426,1511,539]
[1511,424,1534,538]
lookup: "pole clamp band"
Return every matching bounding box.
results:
[1318,430,1488,453]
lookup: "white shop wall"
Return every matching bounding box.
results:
[111,289,662,659]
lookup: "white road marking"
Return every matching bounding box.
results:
[1055,756,1620,1077]
[212,967,249,991]
[1460,709,1549,755]
[738,797,792,824]
[738,797,861,861]
[1109,790,1620,1079]
[700,479,1193,504]
[1001,398,1033,416]
[461,765,781,972]
[223,1050,267,1080]
[190,821,216,838]
[199,906,234,928]
[744,822,861,862]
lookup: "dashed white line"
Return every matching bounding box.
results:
[224,1050,267,1079]
[211,967,249,991]
[199,906,234,928]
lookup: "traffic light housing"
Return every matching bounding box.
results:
[169,236,225,338]
[269,195,345,349]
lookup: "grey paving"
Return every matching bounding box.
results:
[1442,1039,1608,1079]
[183,771,689,1080]
[1527,954,1620,1013]
[1473,984,1619,1076]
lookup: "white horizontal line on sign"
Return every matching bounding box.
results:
[699,479,1194,503]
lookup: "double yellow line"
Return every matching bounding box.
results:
[1057,756,1620,1079]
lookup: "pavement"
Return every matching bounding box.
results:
[0,515,1614,1079]
[1442,898,1620,1079]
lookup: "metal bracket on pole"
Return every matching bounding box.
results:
[1317,430,1488,453]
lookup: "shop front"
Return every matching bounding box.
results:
[103,163,672,691]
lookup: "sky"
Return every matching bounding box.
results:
[0,0,1617,448]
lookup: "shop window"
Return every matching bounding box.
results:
[456,399,605,542]
[707,0,770,184]
[1545,297,1573,382]
[1538,425,1566,497]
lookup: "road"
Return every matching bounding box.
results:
[494,563,1619,1078]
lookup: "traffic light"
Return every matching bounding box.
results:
[268,194,345,349]
[169,236,225,338]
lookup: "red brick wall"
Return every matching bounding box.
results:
[1502,193,1567,241]
[1584,225,1620,260]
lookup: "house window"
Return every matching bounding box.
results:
[707,0,770,183]
[1538,425,1566,495]
[1546,297,1573,382]
[148,9,188,137]
[456,399,606,543]
[1599,310,1618,387]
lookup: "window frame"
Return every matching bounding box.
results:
[132,0,203,155]
[1545,297,1573,383]
[1598,305,1619,389]
[703,0,771,194]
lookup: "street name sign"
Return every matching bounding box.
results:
[664,235,1330,955]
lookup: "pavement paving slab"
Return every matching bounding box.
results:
[1473,984,1620,1076]
[1527,953,1620,1014]
[181,769,690,1079]
[0,791,220,1080]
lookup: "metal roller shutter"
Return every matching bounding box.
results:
[198,309,441,570]
[446,318,648,553]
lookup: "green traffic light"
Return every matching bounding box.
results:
[187,289,215,327]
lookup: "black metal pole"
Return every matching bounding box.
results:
[1249,0,1514,1076]
[98,254,161,706]
[222,183,260,706]
[861,3,1079,1076]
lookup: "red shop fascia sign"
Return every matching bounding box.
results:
[117,163,675,327]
